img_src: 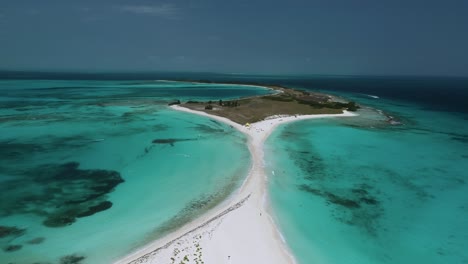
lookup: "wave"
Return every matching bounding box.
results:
[363,94,379,99]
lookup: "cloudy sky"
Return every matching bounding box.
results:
[1,0,467,76]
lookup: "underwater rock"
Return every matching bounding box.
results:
[26,237,45,244]
[77,201,113,218]
[43,212,77,228]
[0,141,44,162]
[153,123,169,131]
[360,197,379,205]
[3,244,22,252]
[152,138,197,146]
[451,136,468,143]
[298,184,322,196]
[326,193,361,208]
[351,188,369,195]
[0,162,124,228]
[298,184,379,209]
[299,185,361,209]
[193,124,225,133]
[298,183,383,236]
[59,254,86,264]
[0,226,26,238]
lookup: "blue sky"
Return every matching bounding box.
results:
[1,0,467,76]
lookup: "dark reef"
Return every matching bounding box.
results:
[152,138,197,146]
[153,123,170,131]
[59,254,86,264]
[298,183,383,235]
[3,244,22,252]
[193,124,225,134]
[77,201,113,218]
[26,237,45,245]
[0,162,124,228]
[43,212,78,228]
[0,226,26,239]
[298,185,361,209]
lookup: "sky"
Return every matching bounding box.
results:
[1,0,467,76]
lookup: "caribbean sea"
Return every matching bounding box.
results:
[265,77,468,264]
[1,73,467,264]
[0,79,271,263]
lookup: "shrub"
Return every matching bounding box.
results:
[168,100,181,106]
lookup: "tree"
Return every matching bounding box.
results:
[347,101,359,111]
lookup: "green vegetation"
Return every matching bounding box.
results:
[297,98,360,111]
[263,95,294,102]
[168,100,181,106]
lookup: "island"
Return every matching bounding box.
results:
[178,84,359,124]
[116,82,358,264]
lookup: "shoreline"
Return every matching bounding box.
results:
[115,105,356,264]
[157,79,280,94]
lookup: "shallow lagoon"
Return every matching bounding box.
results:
[266,92,468,264]
[0,80,270,263]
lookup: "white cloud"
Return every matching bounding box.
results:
[119,4,178,18]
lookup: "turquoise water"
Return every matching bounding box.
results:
[2,75,467,264]
[0,80,267,263]
[266,94,468,263]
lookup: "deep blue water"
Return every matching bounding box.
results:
[272,76,468,114]
[3,71,466,113]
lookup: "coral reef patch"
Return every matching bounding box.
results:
[59,254,86,264]
[0,162,124,228]
[152,138,198,146]
[0,226,26,239]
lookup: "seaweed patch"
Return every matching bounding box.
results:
[0,226,26,239]
[298,185,361,209]
[192,124,226,134]
[3,244,22,252]
[153,123,170,131]
[152,138,198,146]
[77,201,113,218]
[0,162,124,228]
[26,237,45,245]
[298,183,383,236]
[287,145,329,182]
[59,254,86,264]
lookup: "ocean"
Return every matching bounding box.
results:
[1,73,467,264]
[264,76,468,263]
[0,79,270,263]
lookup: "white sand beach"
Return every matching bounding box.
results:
[114,105,356,264]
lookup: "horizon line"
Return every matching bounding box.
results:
[0,69,467,80]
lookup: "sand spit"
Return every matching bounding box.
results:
[114,105,356,264]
